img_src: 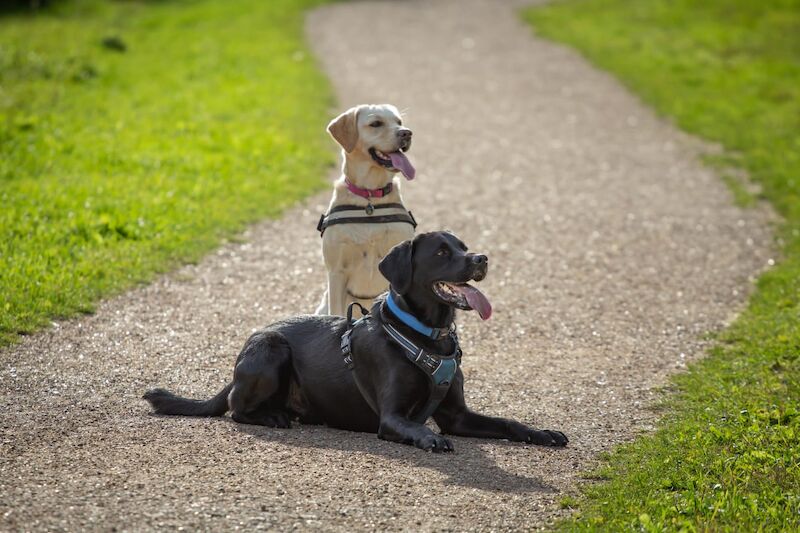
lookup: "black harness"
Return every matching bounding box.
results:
[340,302,461,425]
[317,203,417,236]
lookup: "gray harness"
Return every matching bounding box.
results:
[340,303,461,424]
[317,203,417,236]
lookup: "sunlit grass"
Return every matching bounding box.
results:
[524,0,800,529]
[0,0,334,345]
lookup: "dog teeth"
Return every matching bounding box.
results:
[436,282,458,296]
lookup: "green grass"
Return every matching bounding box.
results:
[523,0,800,530]
[0,0,334,345]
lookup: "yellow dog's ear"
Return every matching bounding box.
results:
[327,106,360,153]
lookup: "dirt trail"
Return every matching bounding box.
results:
[0,0,773,530]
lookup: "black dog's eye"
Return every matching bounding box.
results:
[436,248,450,257]
[370,120,383,127]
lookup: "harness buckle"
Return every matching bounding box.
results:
[340,329,355,370]
[340,302,371,370]
[316,213,326,236]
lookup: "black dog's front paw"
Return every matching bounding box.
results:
[415,433,454,453]
[507,422,568,447]
[525,429,568,447]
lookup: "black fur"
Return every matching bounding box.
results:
[143,384,232,417]
[143,231,568,452]
[379,238,413,295]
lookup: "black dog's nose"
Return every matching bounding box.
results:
[470,254,488,281]
[397,128,412,140]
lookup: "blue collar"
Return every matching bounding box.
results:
[385,292,450,339]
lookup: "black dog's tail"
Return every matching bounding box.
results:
[143,383,232,417]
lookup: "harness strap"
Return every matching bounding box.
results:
[340,303,461,425]
[340,302,370,370]
[416,378,454,425]
[317,204,417,236]
[320,214,416,233]
[381,322,460,424]
[327,202,406,215]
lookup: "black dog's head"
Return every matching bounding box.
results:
[378,231,492,325]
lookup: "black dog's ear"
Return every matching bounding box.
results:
[379,239,414,294]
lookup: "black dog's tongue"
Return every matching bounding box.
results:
[456,284,492,320]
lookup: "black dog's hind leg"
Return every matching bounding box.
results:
[228,331,292,428]
[433,372,568,447]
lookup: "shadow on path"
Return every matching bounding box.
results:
[222,416,558,494]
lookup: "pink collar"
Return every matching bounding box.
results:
[345,178,393,199]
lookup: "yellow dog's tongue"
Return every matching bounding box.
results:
[388,151,416,180]
[456,284,492,320]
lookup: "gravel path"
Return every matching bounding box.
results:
[0,0,773,530]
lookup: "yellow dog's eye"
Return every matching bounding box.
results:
[370,121,383,127]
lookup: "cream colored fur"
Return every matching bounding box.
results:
[316,104,415,316]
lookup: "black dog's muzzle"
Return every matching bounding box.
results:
[469,254,488,281]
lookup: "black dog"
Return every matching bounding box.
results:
[144,231,567,452]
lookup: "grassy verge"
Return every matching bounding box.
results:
[524,0,800,530]
[0,0,334,345]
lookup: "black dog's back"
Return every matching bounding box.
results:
[143,314,380,433]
